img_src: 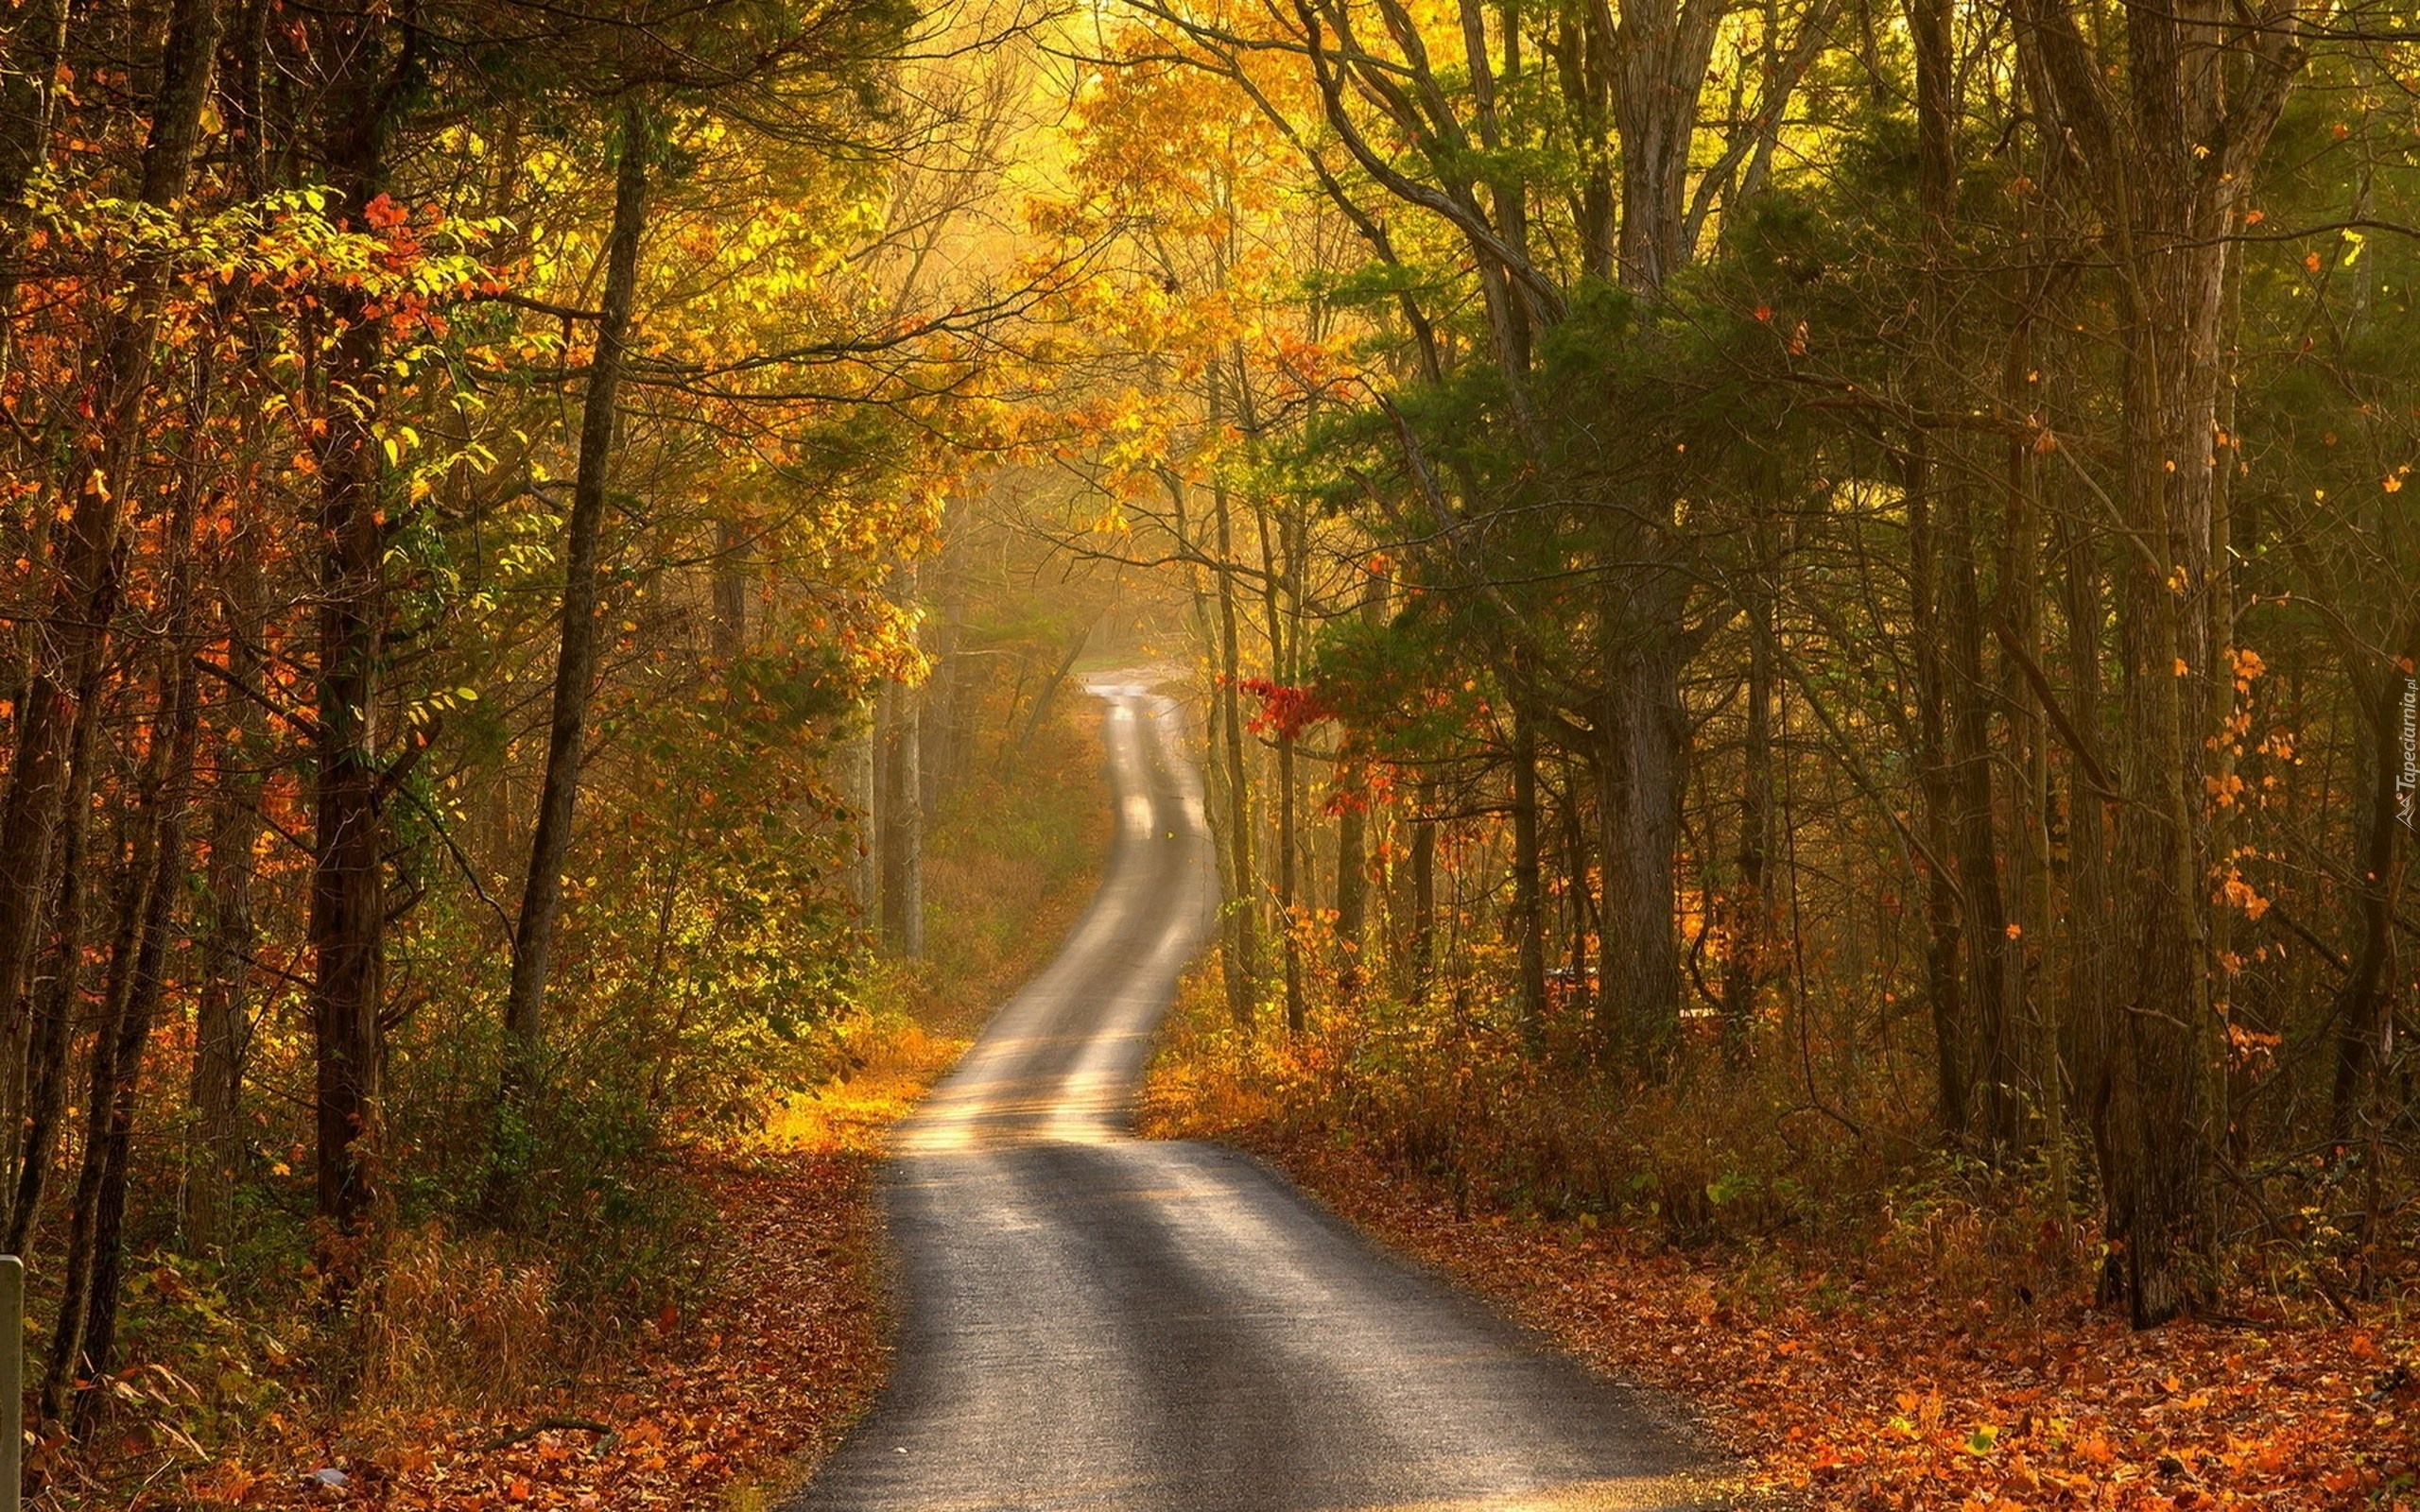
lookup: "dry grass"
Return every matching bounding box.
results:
[353,1226,559,1419]
[763,1018,971,1157]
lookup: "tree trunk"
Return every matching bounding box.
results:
[2328,647,2408,1143]
[502,98,651,1107]
[44,638,195,1426]
[1333,771,1368,998]
[1276,723,1305,1034]
[1510,700,1547,1043]
[0,0,70,351]
[1331,564,1384,1000]
[2010,0,2308,1333]
[41,848,153,1426]
[187,529,268,1256]
[0,0,222,1218]
[1903,0,1969,1142]
[75,647,199,1435]
[1409,774,1437,1001]
[1256,499,1306,1037]
[1593,598,1686,1070]
[2055,488,2118,1261]
[311,58,397,1261]
[1562,765,1594,1030]
[879,669,925,958]
[1722,592,1773,1069]
[847,704,877,920]
[5,685,103,1256]
[713,514,749,662]
[1611,0,1722,291]
[1907,438,1970,1143]
[1213,484,1258,1025]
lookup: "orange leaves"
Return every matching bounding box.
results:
[2219,868,2272,921]
[2229,646,2267,693]
[1206,1131,2417,1512]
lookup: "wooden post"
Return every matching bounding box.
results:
[0,1254,20,1512]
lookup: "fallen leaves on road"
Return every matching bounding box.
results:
[1241,1131,2415,1512]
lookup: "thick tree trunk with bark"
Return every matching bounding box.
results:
[2012,0,2309,1324]
[1612,0,1723,291]
[1592,612,1686,1068]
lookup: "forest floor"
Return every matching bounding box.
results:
[142,1071,970,1508]
[53,708,1113,1511]
[1141,1114,2418,1512]
[184,1142,903,1511]
[90,1019,959,1512]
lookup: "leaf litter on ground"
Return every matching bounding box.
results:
[1233,1130,2416,1512]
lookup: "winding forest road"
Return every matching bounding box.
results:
[796,686,1722,1512]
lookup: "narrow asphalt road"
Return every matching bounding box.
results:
[796,687,1722,1512]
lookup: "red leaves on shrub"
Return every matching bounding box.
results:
[1235,677,1334,739]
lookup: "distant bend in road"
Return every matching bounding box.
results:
[795,683,1724,1512]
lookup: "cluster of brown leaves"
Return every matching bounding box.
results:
[182,1154,888,1511]
[1245,1133,2412,1512]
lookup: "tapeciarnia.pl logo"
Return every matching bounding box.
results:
[2399,675,2417,830]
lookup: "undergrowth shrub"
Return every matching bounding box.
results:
[1145,949,2096,1311]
